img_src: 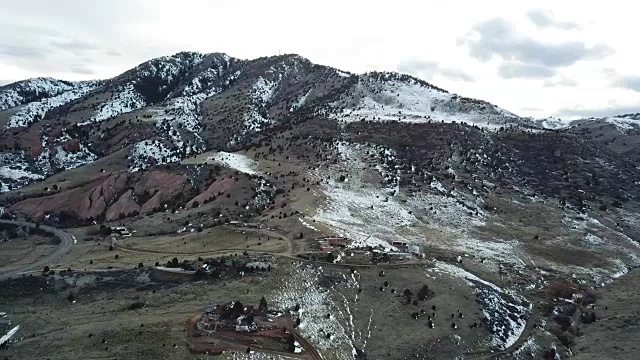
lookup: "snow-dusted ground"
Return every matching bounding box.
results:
[138,52,206,84]
[290,89,312,112]
[0,77,75,111]
[6,81,101,128]
[533,117,578,130]
[242,76,280,134]
[313,141,490,251]
[208,151,258,175]
[560,210,640,283]
[605,116,640,133]
[129,139,181,172]
[299,218,320,232]
[511,336,540,359]
[313,142,414,250]
[408,190,486,230]
[429,262,531,350]
[328,74,521,129]
[271,264,355,359]
[53,144,97,170]
[88,84,146,123]
[0,162,44,192]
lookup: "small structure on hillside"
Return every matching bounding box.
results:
[110,226,131,237]
[315,236,351,253]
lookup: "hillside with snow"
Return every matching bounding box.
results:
[3,51,640,360]
[326,72,522,129]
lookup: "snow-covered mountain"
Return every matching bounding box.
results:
[0,77,77,112]
[5,80,103,128]
[325,71,521,129]
[2,51,640,228]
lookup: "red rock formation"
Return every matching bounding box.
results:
[8,169,192,222]
[185,177,236,209]
[105,189,140,221]
[137,170,189,213]
[62,139,81,153]
[10,172,130,221]
[20,124,44,159]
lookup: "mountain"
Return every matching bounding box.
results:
[2,51,640,359]
[1,51,639,268]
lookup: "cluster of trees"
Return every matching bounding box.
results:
[403,284,433,305]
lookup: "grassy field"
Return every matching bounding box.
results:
[0,233,58,269]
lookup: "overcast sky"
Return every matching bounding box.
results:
[1,0,637,119]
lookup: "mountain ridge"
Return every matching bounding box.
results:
[1,51,640,231]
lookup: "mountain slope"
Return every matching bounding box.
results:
[2,53,640,356]
[1,51,639,253]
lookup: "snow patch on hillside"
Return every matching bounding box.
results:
[129,139,180,172]
[242,77,280,134]
[408,191,485,230]
[139,52,205,84]
[6,81,101,128]
[0,161,45,192]
[208,151,258,175]
[228,352,295,360]
[534,117,576,130]
[581,233,606,247]
[430,262,531,350]
[89,84,146,123]
[329,76,521,129]
[271,264,353,359]
[154,96,205,151]
[451,238,529,270]
[252,77,278,104]
[290,89,312,111]
[0,77,74,111]
[313,142,414,250]
[605,116,640,133]
[53,144,97,170]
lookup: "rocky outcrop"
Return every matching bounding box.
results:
[8,168,192,223]
[77,173,129,219]
[185,177,236,209]
[137,170,189,213]
[105,189,140,221]
[62,139,81,153]
[9,172,129,222]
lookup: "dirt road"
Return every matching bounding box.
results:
[0,219,75,280]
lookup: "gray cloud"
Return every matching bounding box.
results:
[543,77,579,87]
[0,44,45,58]
[614,76,640,92]
[51,39,98,54]
[527,9,580,30]
[462,18,613,67]
[0,79,15,87]
[397,59,474,82]
[0,1,149,78]
[106,49,122,57]
[557,104,640,118]
[438,68,474,82]
[69,65,95,75]
[397,59,439,75]
[498,62,555,79]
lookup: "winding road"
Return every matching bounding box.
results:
[0,219,75,280]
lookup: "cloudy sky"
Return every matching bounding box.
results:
[0,0,637,119]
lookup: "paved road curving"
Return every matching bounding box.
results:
[0,219,75,280]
